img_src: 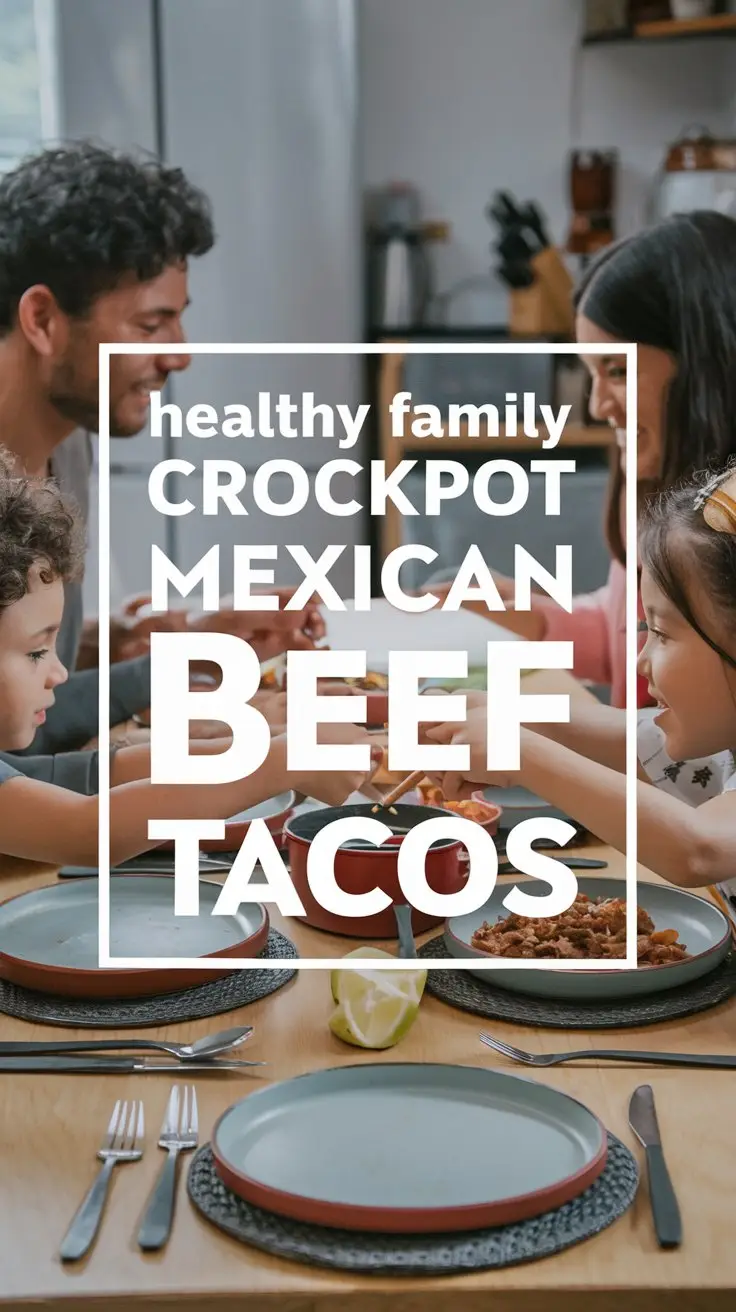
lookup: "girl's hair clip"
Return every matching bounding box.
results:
[698,469,736,535]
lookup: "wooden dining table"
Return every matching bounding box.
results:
[0,673,734,1311]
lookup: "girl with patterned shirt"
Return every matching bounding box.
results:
[426,464,736,890]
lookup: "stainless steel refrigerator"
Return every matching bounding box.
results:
[55,0,363,611]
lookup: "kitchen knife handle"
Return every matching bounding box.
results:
[646,1144,682,1248]
[0,1056,136,1073]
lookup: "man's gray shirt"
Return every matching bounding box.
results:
[0,431,152,792]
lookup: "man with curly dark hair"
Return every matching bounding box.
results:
[0,141,323,794]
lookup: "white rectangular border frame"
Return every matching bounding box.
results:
[98,341,637,971]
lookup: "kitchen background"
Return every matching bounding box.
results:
[1,0,736,622]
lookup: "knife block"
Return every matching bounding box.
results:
[509,247,575,339]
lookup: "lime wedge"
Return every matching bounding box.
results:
[329,949,427,1050]
[330,946,394,1003]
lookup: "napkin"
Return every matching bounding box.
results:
[321,599,519,673]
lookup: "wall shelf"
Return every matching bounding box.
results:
[583,12,736,45]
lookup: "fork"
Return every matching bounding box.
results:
[137,1084,198,1251]
[60,1098,144,1262]
[479,1033,736,1069]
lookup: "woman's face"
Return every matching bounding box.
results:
[576,314,677,484]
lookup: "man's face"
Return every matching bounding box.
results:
[46,263,192,436]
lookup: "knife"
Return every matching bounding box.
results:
[58,855,233,878]
[628,1084,682,1248]
[497,857,608,874]
[0,1057,266,1074]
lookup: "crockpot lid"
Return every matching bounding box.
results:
[286,802,461,849]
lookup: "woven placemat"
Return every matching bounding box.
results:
[418,935,736,1029]
[0,929,298,1029]
[186,1133,637,1275]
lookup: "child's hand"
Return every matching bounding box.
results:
[424,710,519,797]
[417,689,487,743]
[287,724,384,807]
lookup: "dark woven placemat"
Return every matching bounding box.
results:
[186,1133,637,1275]
[418,935,736,1029]
[0,929,298,1029]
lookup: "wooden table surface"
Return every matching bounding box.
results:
[0,676,734,1310]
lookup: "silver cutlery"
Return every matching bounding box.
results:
[496,857,608,874]
[0,1056,265,1074]
[479,1033,736,1069]
[58,855,233,878]
[137,1085,198,1251]
[0,1024,253,1061]
[629,1084,682,1249]
[60,1098,145,1262]
[114,855,233,873]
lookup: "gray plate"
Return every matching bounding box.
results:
[227,791,294,824]
[0,877,265,969]
[445,877,731,1000]
[212,1062,606,1233]
[482,786,551,810]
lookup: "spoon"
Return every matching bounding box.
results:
[394,903,418,959]
[0,1025,255,1062]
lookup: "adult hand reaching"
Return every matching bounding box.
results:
[110,589,326,664]
[417,575,547,640]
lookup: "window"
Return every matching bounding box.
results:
[0,0,58,173]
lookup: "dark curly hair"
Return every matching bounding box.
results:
[0,446,85,610]
[0,140,215,332]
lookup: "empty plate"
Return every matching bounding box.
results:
[157,790,295,853]
[212,1062,607,1232]
[0,877,269,998]
[445,877,730,1000]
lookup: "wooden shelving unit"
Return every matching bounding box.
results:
[583,12,736,44]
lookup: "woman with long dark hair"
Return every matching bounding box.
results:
[429,211,736,708]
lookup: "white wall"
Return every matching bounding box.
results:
[360,0,735,324]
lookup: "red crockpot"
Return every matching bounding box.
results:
[284,802,467,938]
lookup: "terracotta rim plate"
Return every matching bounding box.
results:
[473,786,584,840]
[0,876,269,999]
[159,791,295,853]
[212,1062,607,1233]
[445,876,731,1000]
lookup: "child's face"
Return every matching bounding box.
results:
[0,570,68,749]
[638,567,736,761]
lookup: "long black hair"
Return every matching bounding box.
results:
[574,212,736,563]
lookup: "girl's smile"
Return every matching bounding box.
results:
[638,566,736,762]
